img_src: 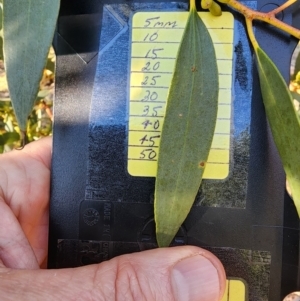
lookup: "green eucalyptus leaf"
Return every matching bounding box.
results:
[38,89,50,99]
[291,91,300,104]
[292,50,300,81]
[0,2,2,31]
[2,131,20,144]
[0,36,3,61]
[0,99,10,105]
[154,4,219,247]
[255,46,300,216]
[0,3,3,61]
[2,0,60,131]
[45,56,55,74]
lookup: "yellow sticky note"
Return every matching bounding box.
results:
[221,279,247,301]
[128,12,234,179]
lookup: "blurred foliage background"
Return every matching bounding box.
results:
[0,15,299,153]
[0,0,56,153]
[1,43,300,153]
[290,44,300,120]
[0,48,55,153]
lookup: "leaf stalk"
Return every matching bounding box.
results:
[245,18,258,49]
[223,0,300,39]
[190,0,197,10]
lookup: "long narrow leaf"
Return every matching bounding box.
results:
[255,46,300,216]
[3,0,60,131]
[154,2,219,247]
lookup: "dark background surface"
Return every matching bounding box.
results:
[49,1,300,300]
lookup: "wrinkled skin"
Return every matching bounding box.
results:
[0,137,226,301]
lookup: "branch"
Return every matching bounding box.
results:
[219,0,300,39]
[269,0,296,16]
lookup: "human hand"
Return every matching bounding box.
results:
[0,137,52,269]
[0,137,226,301]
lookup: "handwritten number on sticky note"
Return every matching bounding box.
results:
[145,48,164,59]
[144,32,159,42]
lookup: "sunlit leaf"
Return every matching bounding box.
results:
[154,1,219,247]
[292,49,300,81]
[291,91,300,104]
[255,46,300,216]
[45,56,55,74]
[2,0,60,131]
[3,131,20,144]
[0,100,10,107]
[38,90,50,99]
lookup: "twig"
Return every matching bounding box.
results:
[220,0,300,39]
[269,0,297,16]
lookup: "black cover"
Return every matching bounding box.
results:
[48,1,300,300]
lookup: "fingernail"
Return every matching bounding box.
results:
[283,292,300,301]
[171,255,220,301]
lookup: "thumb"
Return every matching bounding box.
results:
[1,246,226,301]
[283,292,300,300]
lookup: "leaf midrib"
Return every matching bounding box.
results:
[169,10,200,215]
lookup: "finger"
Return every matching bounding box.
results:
[0,246,226,301]
[283,292,300,301]
[0,199,39,269]
[0,137,52,266]
[14,136,52,169]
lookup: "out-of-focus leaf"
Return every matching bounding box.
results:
[291,91,300,104]
[45,57,55,74]
[255,46,300,216]
[38,90,50,99]
[154,1,219,247]
[292,49,300,81]
[3,131,20,144]
[0,100,10,106]
[2,0,60,131]
[0,2,3,61]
